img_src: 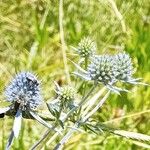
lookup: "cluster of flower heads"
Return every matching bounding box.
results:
[5,72,42,110]
[88,52,135,84]
[73,37,96,58]
[74,51,140,93]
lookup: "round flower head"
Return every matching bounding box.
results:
[5,72,42,110]
[77,37,96,58]
[87,55,115,85]
[58,86,76,103]
[112,52,134,81]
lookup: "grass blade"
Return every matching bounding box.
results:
[29,111,61,134]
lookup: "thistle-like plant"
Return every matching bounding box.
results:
[112,52,134,81]
[51,51,149,150]
[0,72,60,150]
[87,55,115,84]
[73,51,148,94]
[1,45,149,150]
[29,49,150,150]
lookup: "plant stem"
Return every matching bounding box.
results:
[30,84,96,149]
[54,90,110,149]
[82,87,106,117]
[54,123,79,150]
[82,91,110,122]
[104,109,150,124]
[59,0,71,84]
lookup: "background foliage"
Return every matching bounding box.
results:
[0,0,150,149]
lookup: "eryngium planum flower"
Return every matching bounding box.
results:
[1,72,60,149]
[112,52,134,82]
[76,37,96,58]
[5,72,42,110]
[87,55,115,85]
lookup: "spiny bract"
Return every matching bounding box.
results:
[5,72,42,110]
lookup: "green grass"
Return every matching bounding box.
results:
[0,0,150,149]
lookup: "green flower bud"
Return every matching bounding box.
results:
[77,37,96,58]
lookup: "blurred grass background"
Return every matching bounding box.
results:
[0,0,150,149]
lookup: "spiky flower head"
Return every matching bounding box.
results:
[57,85,76,103]
[77,37,96,58]
[112,52,134,81]
[87,55,115,85]
[5,72,42,111]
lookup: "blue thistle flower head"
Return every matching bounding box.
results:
[5,72,42,110]
[87,55,115,85]
[112,52,134,81]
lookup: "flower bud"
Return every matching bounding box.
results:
[77,37,96,58]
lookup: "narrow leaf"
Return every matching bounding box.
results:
[113,130,150,141]
[106,85,120,95]
[13,109,22,138]
[30,111,61,134]
[67,126,85,133]
[128,81,149,86]
[132,140,150,149]
[0,106,11,114]
[5,131,14,150]
[73,72,91,81]
[123,78,149,86]
[70,46,78,52]
[68,59,87,74]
